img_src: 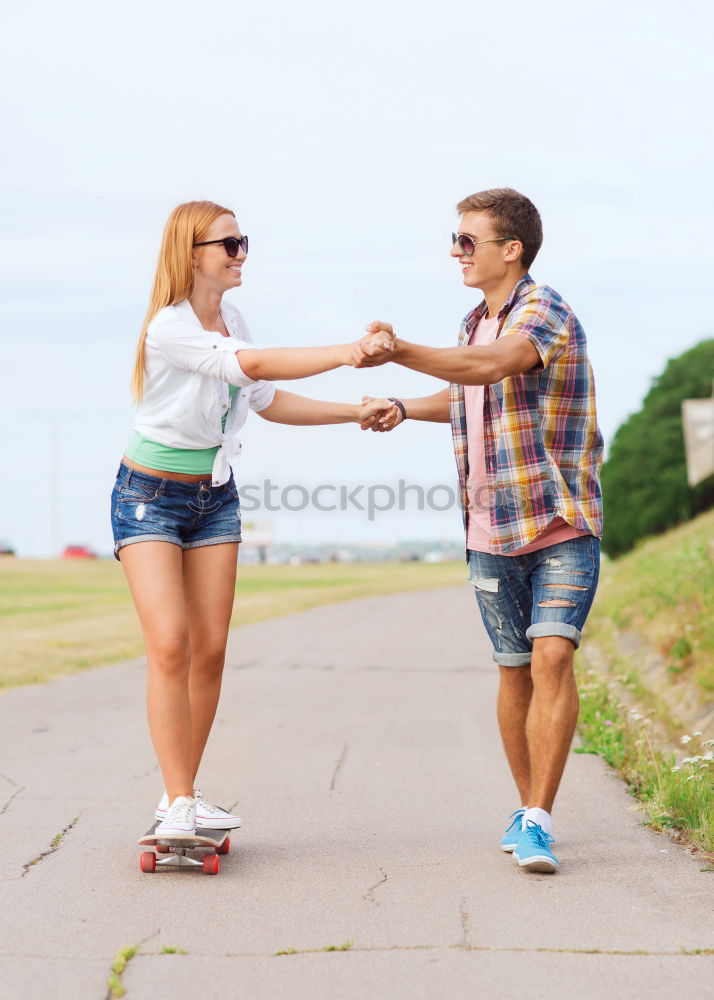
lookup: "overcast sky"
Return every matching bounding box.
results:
[1,0,712,556]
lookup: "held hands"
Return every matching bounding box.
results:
[349,321,401,429]
[350,321,396,368]
[359,396,403,432]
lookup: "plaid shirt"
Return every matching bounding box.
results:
[448,274,604,554]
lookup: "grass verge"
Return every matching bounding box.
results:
[575,672,714,854]
[584,509,714,705]
[0,558,463,689]
[575,508,714,855]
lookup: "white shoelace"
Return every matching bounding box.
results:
[193,789,226,816]
[199,801,224,816]
[163,800,194,826]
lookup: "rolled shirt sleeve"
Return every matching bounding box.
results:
[501,291,570,370]
[149,321,259,387]
[248,380,276,411]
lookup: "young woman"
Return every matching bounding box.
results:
[112,200,393,837]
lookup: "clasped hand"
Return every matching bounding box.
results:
[351,321,396,368]
[357,396,399,430]
[351,321,401,430]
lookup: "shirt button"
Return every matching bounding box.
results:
[212,344,217,350]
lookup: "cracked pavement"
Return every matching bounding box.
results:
[0,586,712,999]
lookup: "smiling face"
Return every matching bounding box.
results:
[192,213,247,293]
[450,210,522,292]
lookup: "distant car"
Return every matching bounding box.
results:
[62,545,97,559]
[0,541,15,556]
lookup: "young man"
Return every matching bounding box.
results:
[358,188,603,873]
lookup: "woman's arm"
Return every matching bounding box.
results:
[237,332,394,381]
[150,322,395,387]
[256,389,395,426]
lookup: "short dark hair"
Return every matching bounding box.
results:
[456,187,543,270]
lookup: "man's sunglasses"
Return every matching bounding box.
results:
[193,235,249,257]
[451,233,516,255]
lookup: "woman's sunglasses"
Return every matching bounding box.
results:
[451,233,515,256]
[193,235,249,257]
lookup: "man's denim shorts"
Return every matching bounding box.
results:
[110,462,242,560]
[468,535,600,666]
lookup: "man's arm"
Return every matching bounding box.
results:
[393,336,539,385]
[360,388,450,431]
[398,388,451,422]
[354,322,540,385]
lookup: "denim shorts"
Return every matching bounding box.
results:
[110,462,242,560]
[468,535,600,667]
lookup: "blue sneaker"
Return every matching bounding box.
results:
[513,820,559,873]
[500,809,526,852]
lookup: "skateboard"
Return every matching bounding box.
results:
[138,822,232,874]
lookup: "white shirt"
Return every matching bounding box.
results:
[134,298,276,485]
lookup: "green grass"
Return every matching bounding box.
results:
[590,509,714,697]
[575,508,714,854]
[0,558,463,689]
[107,945,138,998]
[575,673,714,854]
[276,939,354,956]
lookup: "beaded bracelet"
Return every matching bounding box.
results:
[387,397,407,423]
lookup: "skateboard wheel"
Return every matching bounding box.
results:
[156,845,170,854]
[140,851,156,873]
[216,837,230,856]
[202,854,219,875]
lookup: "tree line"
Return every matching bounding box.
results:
[601,339,714,558]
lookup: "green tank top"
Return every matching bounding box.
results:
[126,385,240,475]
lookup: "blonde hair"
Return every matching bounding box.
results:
[131,200,235,401]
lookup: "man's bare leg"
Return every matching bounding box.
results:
[526,636,579,813]
[496,664,533,805]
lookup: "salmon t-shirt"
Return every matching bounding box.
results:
[463,314,589,555]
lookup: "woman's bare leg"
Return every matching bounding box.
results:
[182,542,239,783]
[119,541,193,801]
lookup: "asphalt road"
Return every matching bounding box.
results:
[0,586,711,999]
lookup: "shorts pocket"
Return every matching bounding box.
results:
[116,483,161,504]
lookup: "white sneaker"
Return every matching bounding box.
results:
[154,795,196,837]
[194,789,242,830]
[155,790,241,830]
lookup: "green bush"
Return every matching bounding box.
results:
[602,339,714,557]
